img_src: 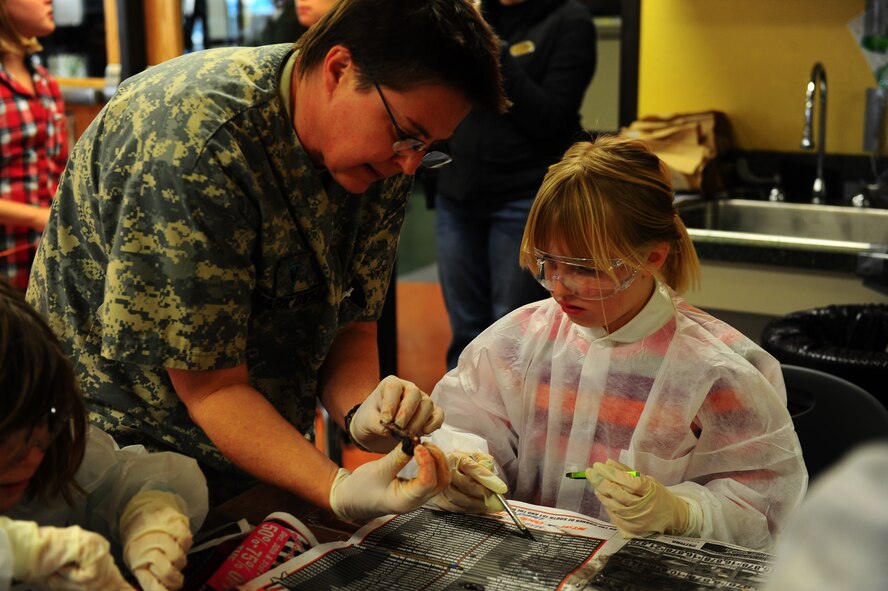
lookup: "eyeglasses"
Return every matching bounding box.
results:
[372,80,452,169]
[534,249,640,300]
[0,407,69,471]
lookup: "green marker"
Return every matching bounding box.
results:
[564,470,640,479]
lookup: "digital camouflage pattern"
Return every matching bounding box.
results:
[26,44,411,473]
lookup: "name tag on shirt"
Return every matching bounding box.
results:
[509,40,536,57]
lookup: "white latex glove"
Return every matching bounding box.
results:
[0,516,134,590]
[329,442,450,523]
[430,451,508,514]
[348,375,445,453]
[586,459,692,538]
[119,490,193,591]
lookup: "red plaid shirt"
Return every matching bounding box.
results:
[0,58,68,291]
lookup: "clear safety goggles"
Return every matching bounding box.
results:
[0,407,69,471]
[534,249,640,300]
[373,80,452,169]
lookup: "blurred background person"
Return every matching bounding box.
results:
[763,442,888,591]
[182,0,207,52]
[254,0,335,46]
[0,0,68,292]
[295,0,336,28]
[434,0,597,369]
[255,0,306,46]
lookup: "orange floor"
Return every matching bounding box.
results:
[317,281,452,471]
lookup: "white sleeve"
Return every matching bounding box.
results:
[398,328,522,482]
[0,526,11,591]
[428,423,492,456]
[74,426,209,543]
[398,424,495,480]
[2,428,208,587]
[652,361,807,551]
[430,336,523,488]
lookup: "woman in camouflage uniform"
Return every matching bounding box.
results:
[27,0,509,523]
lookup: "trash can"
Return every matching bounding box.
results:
[760,304,888,407]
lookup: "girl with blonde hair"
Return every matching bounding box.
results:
[428,135,807,551]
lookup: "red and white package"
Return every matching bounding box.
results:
[201,512,319,591]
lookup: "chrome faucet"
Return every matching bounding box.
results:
[801,62,827,204]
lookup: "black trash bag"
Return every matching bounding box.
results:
[761,304,888,404]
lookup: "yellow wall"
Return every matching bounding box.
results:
[639,1,873,154]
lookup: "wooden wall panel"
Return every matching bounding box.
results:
[144,0,184,66]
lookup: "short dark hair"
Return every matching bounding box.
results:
[0,279,87,504]
[296,0,509,113]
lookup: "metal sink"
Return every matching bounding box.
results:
[678,198,888,253]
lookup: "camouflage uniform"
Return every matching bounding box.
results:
[27,44,411,474]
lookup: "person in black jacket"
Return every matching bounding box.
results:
[257,0,308,45]
[434,0,597,369]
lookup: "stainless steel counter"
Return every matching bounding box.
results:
[675,196,888,315]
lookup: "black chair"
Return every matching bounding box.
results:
[782,364,888,482]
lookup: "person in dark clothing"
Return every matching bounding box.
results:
[183,0,207,52]
[434,0,597,370]
[254,0,335,47]
[259,0,308,45]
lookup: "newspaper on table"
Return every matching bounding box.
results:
[233,501,776,591]
[588,536,774,591]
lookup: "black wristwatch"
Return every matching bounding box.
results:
[343,403,372,452]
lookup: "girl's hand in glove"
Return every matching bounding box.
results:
[347,376,445,453]
[120,490,194,591]
[1,516,135,590]
[587,459,693,538]
[430,451,508,514]
[329,442,449,523]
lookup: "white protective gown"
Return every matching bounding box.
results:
[1,426,208,590]
[431,281,808,550]
[0,533,10,591]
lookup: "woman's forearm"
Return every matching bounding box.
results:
[0,200,51,231]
